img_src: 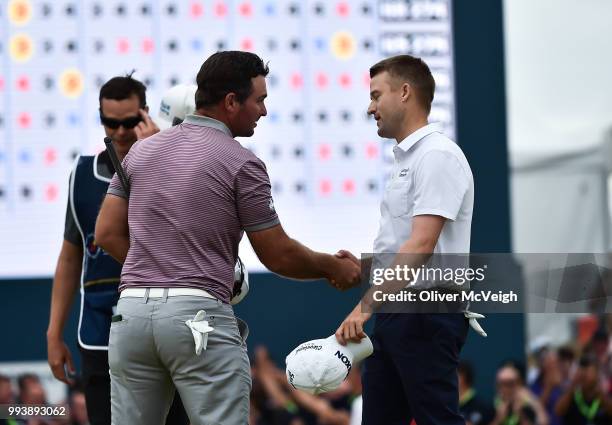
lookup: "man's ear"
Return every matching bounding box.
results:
[401,83,411,103]
[224,92,239,113]
[144,105,149,113]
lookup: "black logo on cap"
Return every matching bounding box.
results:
[288,370,296,389]
[295,343,322,354]
[335,350,352,373]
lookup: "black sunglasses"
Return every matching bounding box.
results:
[100,114,143,129]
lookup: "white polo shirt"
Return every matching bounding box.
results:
[373,123,474,255]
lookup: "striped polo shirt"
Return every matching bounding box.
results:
[107,114,280,303]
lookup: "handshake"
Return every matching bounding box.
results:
[325,249,362,291]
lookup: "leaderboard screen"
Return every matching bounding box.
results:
[0,0,456,276]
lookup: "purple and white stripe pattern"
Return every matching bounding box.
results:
[108,114,279,303]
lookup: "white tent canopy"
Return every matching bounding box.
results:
[510,130,612,345]
[511,130,612,254]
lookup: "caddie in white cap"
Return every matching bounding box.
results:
[286,334,373,395]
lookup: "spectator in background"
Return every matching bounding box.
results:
[491,362,549,425]
[250,347,304,425]
[0,375,16,425]
[457,361,494,425]
[17,374,47,405]
[588,328,611,394]
[555,346,575,388]
[14,375,54,425]
[555,353,612,425]
[0,375,14,404]
[529,347,563,425]
[589,329,609,365]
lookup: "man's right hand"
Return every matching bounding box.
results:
[335,249,360,266]
[335,302,371,345]
[327,255,361,290]
[134,108,160,140]
[47,337,75,384]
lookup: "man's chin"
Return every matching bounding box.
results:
[113,137,136,145]
[112,139,136,156]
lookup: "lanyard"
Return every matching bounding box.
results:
[502,413,519,425]
[494,397,519,425]
[460,389,476,406]
[574,390,600,422]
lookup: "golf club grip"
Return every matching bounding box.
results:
[103,136,131,197]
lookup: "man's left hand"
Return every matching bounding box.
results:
[335,302,371,345]
[135,108,160,140]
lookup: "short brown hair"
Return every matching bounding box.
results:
[195,51,269,109]
[370,55,435,113]
[99,71,147,108]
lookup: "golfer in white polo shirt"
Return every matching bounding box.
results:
[335,54,476,425]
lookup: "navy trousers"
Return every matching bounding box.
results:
[361,313,469,425]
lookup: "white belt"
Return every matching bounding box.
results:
[119,287,216,299]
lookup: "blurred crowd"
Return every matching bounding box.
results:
[0,344,363,425]
[1,314,611,425]
[248,315,612,425]
[459,314,612,425]
[0,373,87,425]
[250,346,362,425]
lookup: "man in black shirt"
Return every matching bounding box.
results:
[555,353,612,425]
[458,361,495,425]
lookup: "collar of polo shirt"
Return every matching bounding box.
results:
[394,122,444,154]
[184,114,233,137]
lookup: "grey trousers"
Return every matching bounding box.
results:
[108,295,251,425]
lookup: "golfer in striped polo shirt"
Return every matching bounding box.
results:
[95,51,361,425]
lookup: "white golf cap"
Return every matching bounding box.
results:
[285,334,373,395]
[157,84,197,130]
